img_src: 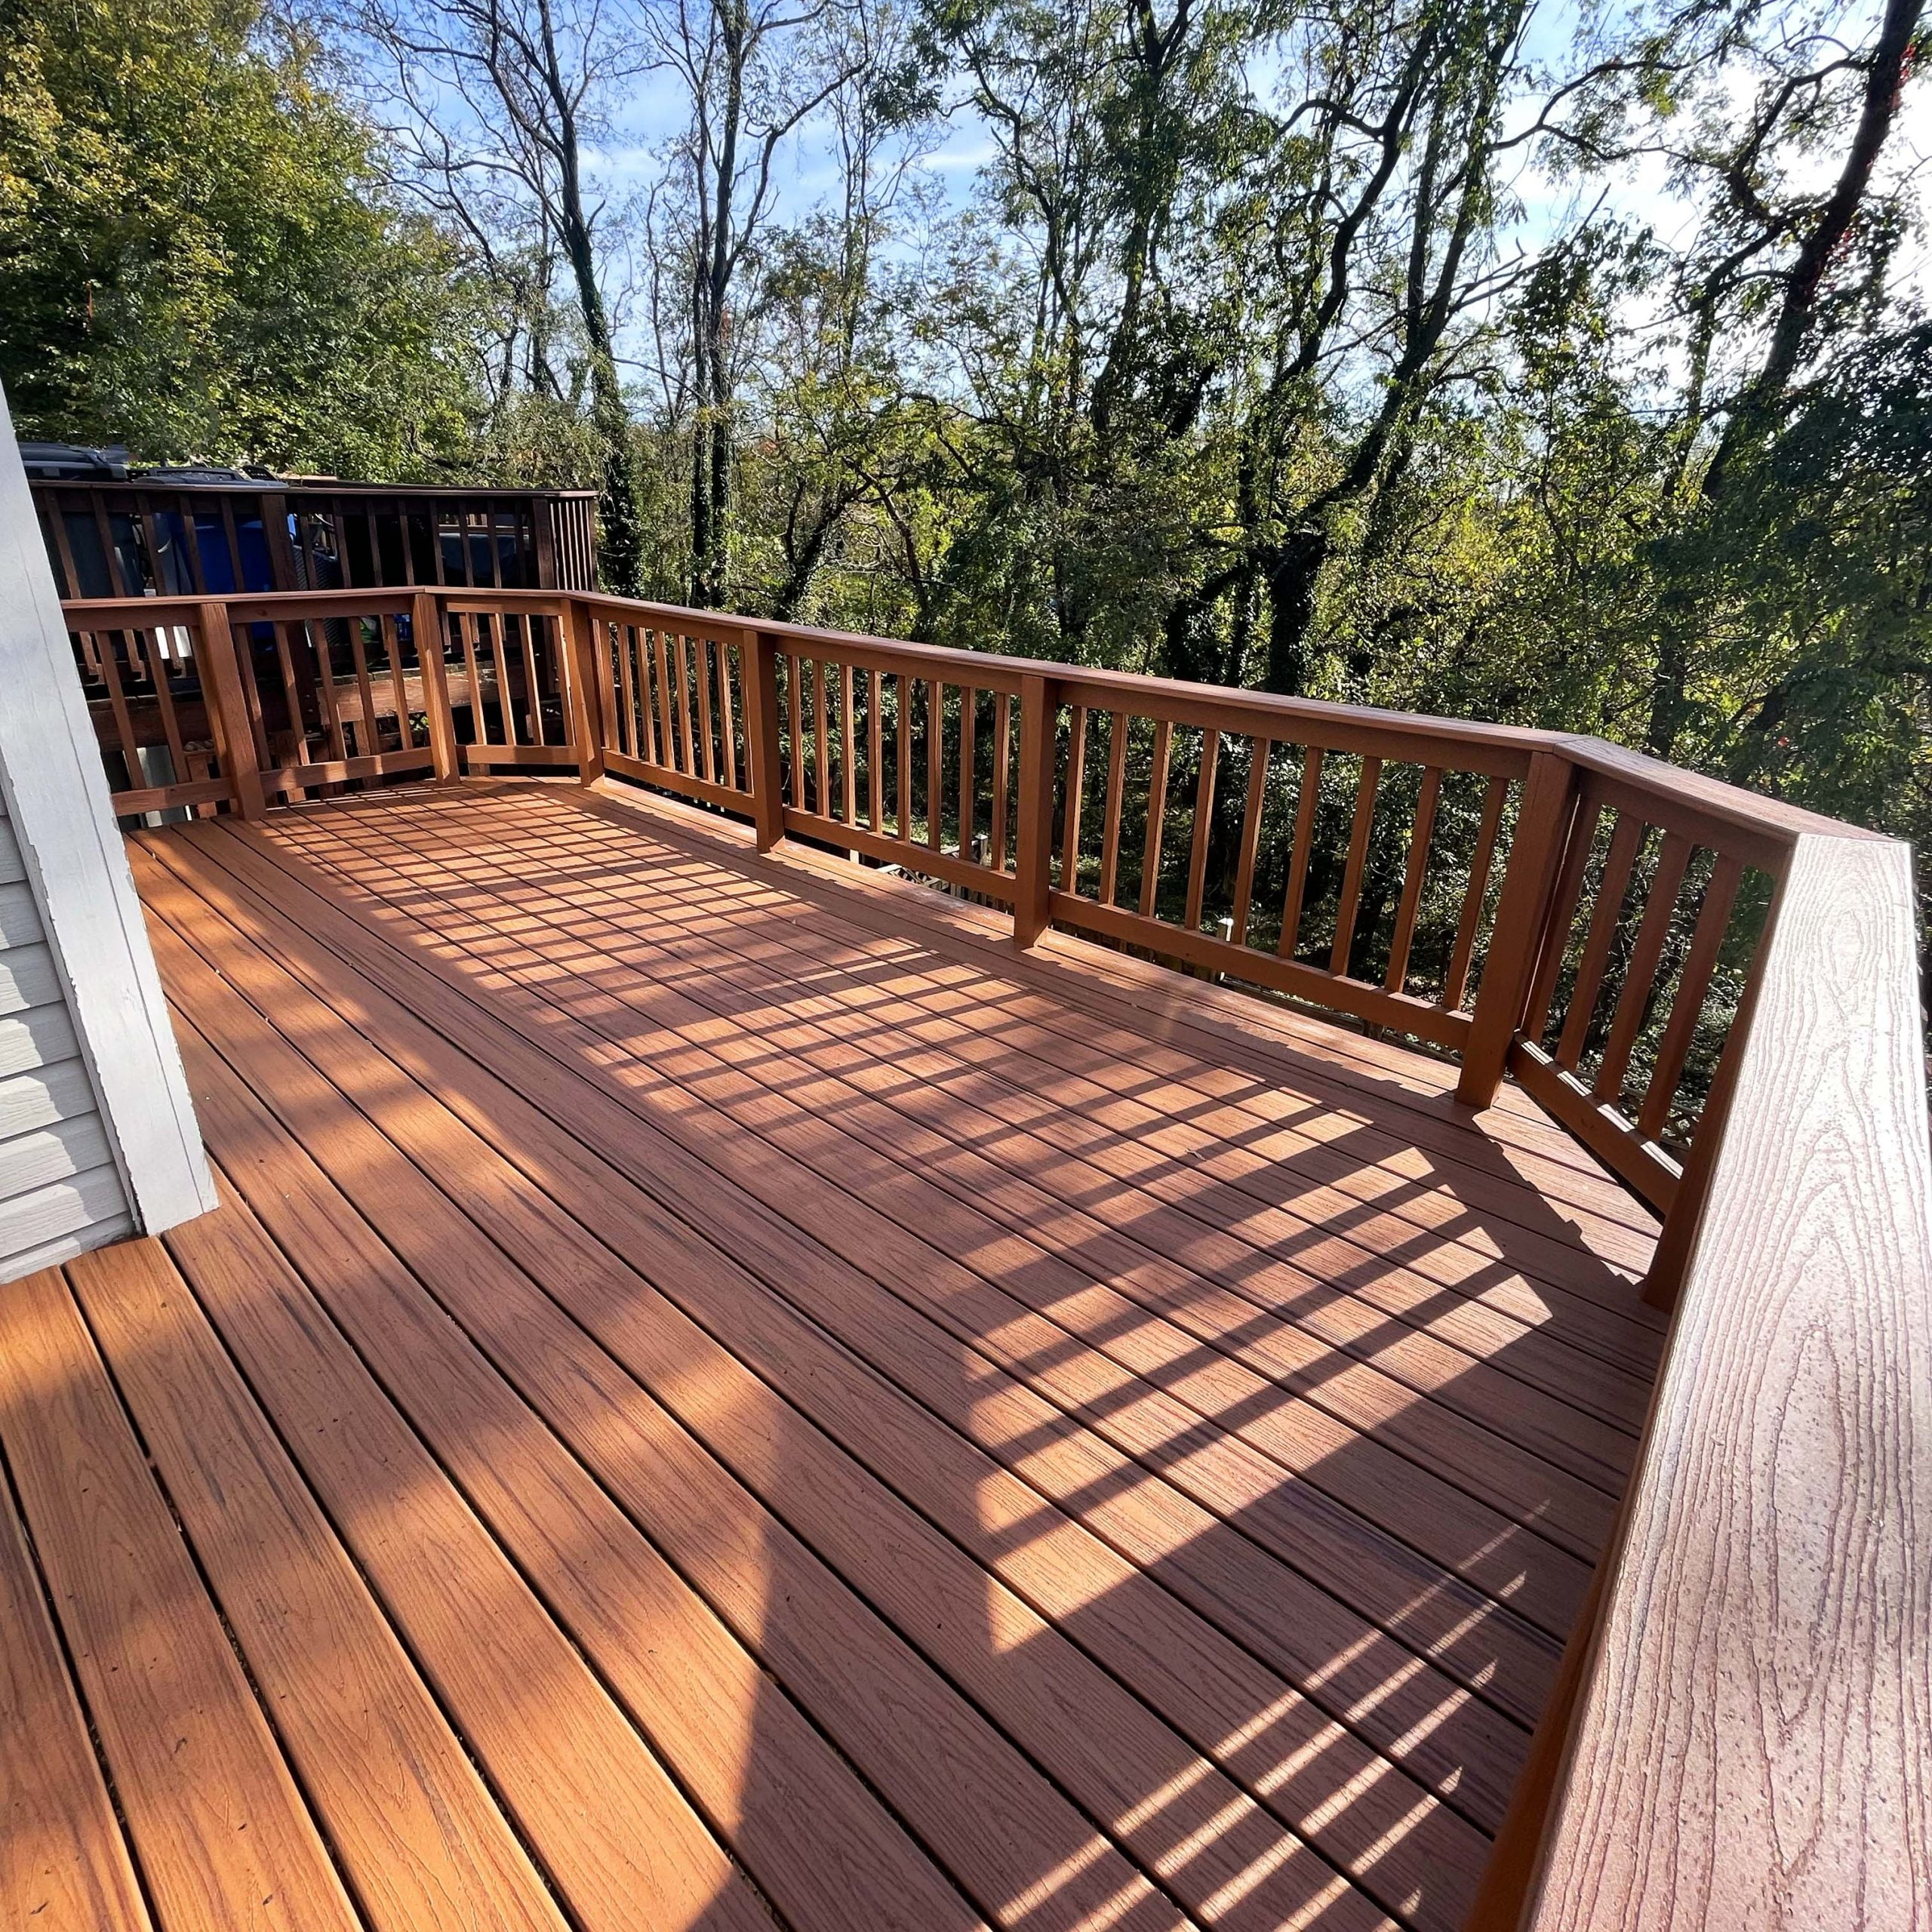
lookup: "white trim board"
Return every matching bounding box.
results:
[0,381,214,1244]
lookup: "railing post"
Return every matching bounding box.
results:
[194,600,266,820]
[560,597,606,786]
[411,591,461,784]
[740,628,786,852]
[1013,672,1057,949]
[1457,749,1577,1108]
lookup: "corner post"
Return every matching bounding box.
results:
[1013,671,1057,949]
[194,600,267,820]
[740,627,786,852]
[1457,749,1577,1108]
[411,591,461,784]
[561,596,606,786]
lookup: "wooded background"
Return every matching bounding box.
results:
[2,0,1924,866]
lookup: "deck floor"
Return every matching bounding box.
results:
[3,778,1665,1932]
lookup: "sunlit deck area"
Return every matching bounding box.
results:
[5,776,1672,1932]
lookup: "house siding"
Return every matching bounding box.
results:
[0,799,135,1283]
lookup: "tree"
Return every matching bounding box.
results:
[346,0,657,587]
[0,0,481,471]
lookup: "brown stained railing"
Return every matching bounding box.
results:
[52,580,1930,1929]
[58,584,1875,1317]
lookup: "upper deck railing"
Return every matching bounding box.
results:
[57,583,1932,1930]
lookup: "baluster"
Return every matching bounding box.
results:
[786,654,806,805]
[1184,729,1220,931]
[1278,746,1324,958]
[958,685,977,859]
[1555,811,1644,1072]
[518,616,546,746]
[869,669,884,830]
[1635,852,1744,1139]
[927,678,944,851]
[814,656,831,814]
[195,601,268,817]
[1330,755,1381,975]
[897,672,913,840]
[1443,774,1507,1010]
[343,616,379,758]
[989,692,1012,870]
[699,637,722,780]
[1384,768,1441,993]
[1229,739,1270,944]
[460,612,489,751]
[655,631,678,770]
[717,639,740,789]
[1097,712,1128,907]
[1014,674,1057,946]
[382,614,412,758]
[1593,831,1694,1104]
[1138,720,1173,917]
[841,663,858,825]
[1060,706,1088,890]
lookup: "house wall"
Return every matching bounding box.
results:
[0,384,214,1286]
[0,797,134,1276]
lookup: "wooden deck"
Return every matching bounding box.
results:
[3,777,1669,1932]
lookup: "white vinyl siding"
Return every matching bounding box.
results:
[0,798,135,1281]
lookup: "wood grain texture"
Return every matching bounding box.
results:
[134,823,1510,1927]
[63,1238,571,1932]
[0,1265,359,1932]
[1526,832,1932,1932]
[0,1428,150,1932]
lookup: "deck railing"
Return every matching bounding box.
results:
[58,583,1932,1931]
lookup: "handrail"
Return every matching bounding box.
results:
[56,583,1930,1928]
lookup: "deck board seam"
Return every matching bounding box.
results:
[177,1143,804,1932]
[0,1426,162,1932]
[50,1262,385,1932]
[118,1231,587,1932]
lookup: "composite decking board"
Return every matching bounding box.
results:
[395,789,1657,1440]
[159,1187,776,1932]
[140,874,1393,1932]
[162,1044,1035,1932]
[146,924,1264,1932]
[430,782,1660,1309]
[0,1420,152,1932]
[184,818,1567,1743]
[137,835,1523,1894]
[278,802,1609,1623]
[128,854,1480,1932]
[583,772,1653,1208]
[629,788,1666,1266]
[61,1240,573,1932]
[311,810,1640,1580]
[553,792,1664,1364]
[577,774,1660,1269]
[0,1265,362,1932]
[485,814,1659,1383]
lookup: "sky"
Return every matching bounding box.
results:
[580,0,1930,365]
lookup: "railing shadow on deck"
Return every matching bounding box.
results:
[62,583,1932,1931]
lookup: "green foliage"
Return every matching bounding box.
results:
[0,0,484,472]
